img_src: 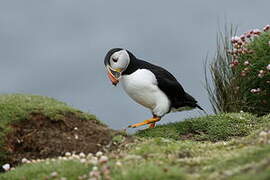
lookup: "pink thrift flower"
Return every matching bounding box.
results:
[233,60,239,65]
[244,67,250,71]
[246,32,251,38]
[250,89,257,93]
[267,64,270,70]
[244,61,250,66]
[263,25,270,32]
[240,35,246,41]
[250,88,261,93]
[253,29,261,35]
[229,63,235,68]
[259,70,265,74]
[231,36,240,43]
[258,73,264,78]
[241,71,246,77]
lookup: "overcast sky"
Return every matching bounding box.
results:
[0,0,269,131]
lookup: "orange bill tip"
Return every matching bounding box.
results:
[107,72,119,86]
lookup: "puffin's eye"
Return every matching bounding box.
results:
[112,57,118,63]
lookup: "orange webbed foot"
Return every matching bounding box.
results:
[128,117,160,128]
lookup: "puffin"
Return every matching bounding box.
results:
[104,48,204,128]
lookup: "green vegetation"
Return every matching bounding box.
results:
[0,94,97,125]
[0,94,99,165]
[204,25,237,114]
[205,25,270,115]
[1,112,270,180]
[111,162,185,180]
[0,160,90,180]
[230,30,270,115]
[136,113,266,141]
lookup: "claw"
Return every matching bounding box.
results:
[149,123,156,128]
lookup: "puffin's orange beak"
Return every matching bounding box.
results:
[107,72,119,86]
[106,66,122,86]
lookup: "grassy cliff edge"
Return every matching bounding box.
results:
[0,94,114,168]
[0,95,270,179]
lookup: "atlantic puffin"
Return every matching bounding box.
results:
[104,48,204,128]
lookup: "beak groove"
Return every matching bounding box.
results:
[106,66,121,86]
[107,72,119,86]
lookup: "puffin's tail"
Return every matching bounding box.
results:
[195,104,207,114]
[184,93,208,114]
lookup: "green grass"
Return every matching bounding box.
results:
[204,25,237,114]
[0,160,90,180]
[0,94,99,165]
[111,162,186,180]
[118,114,270,179]
[136,113,266,141]
[1,113,270,180]
[0,94,98,125]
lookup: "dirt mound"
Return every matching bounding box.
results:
[3,112,114,166]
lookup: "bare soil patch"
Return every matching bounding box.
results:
[3,112,115,165]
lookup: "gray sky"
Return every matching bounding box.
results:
[0,0,269,131]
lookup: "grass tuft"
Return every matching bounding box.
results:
[136,113,268,141]
[204,25,237,114]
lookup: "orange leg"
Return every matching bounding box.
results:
[128,117,161,128]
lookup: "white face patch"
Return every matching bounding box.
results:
[109,50,130,72]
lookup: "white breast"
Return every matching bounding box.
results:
[120,69,170,117]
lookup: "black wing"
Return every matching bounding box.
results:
[138,59,199,109]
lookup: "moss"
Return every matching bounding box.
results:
[136,113,267,141]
